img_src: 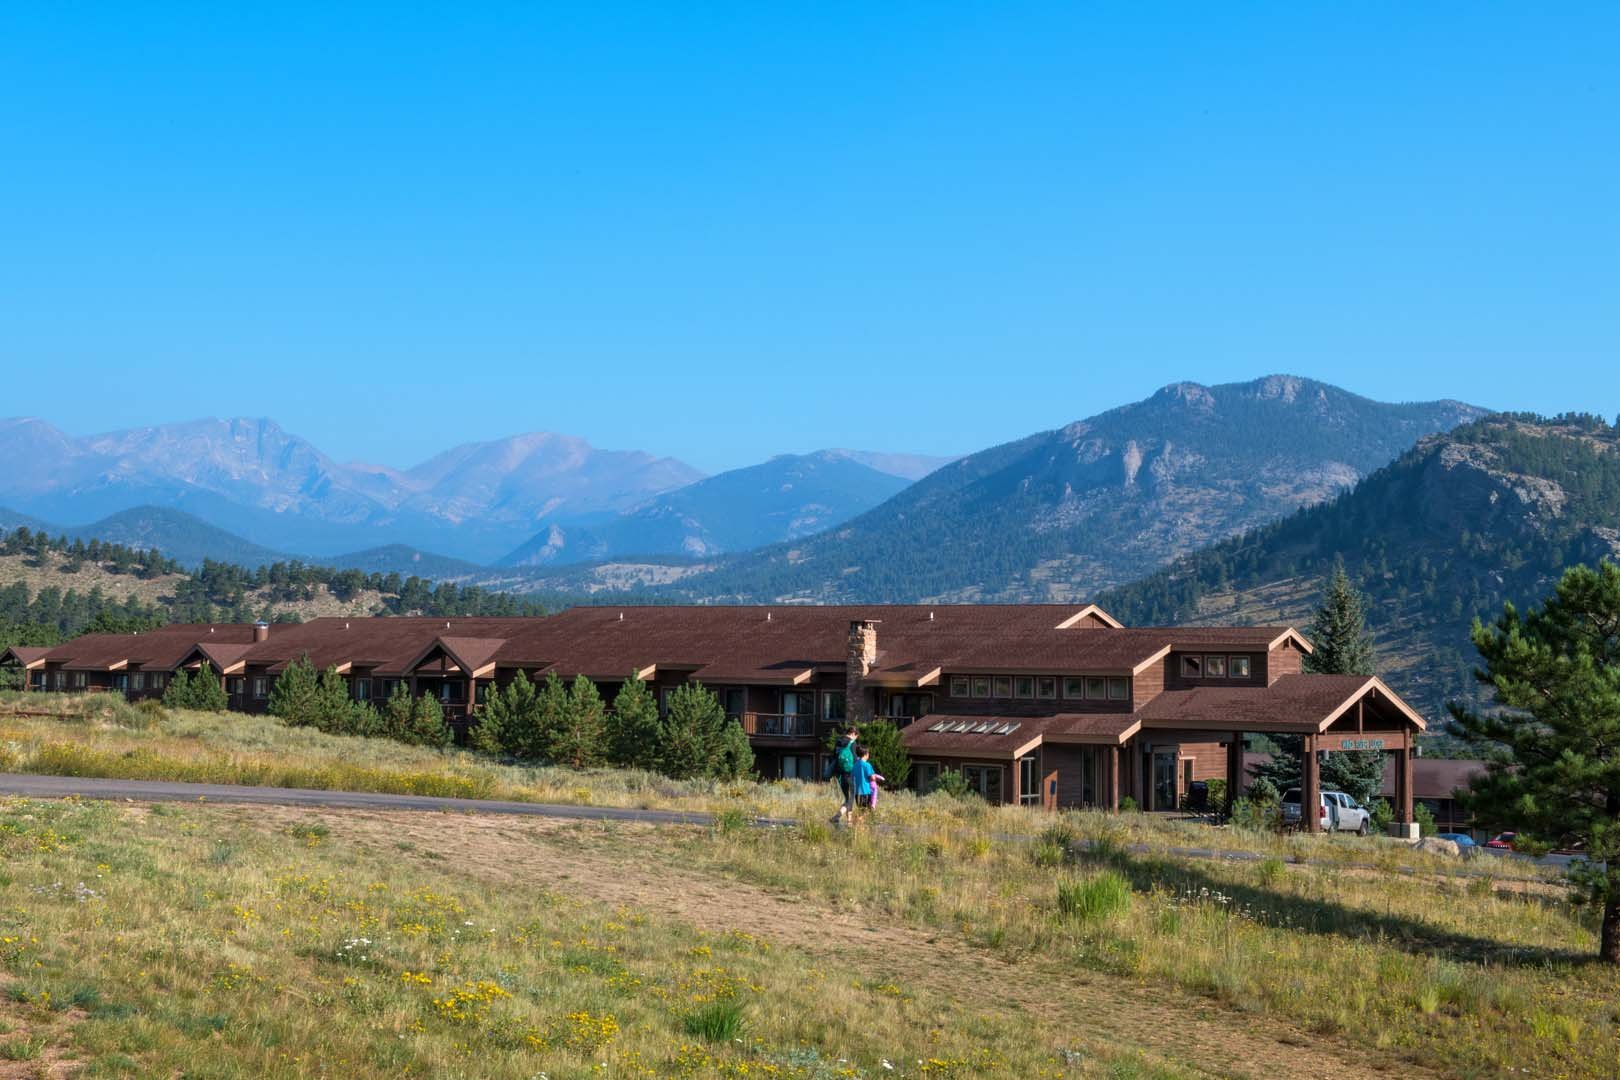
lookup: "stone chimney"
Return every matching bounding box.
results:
[253,621,269,643]
[846,620,879,726]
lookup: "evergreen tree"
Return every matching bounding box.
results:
[183,663,229,712]
[532,672,571,762]
[606,674,661,770]
[267,654,320,725]
[381,684,452,748]
[1451,561,1620,964]
[550,674,608,768]
[715,715,754,782]
[1255,561,1385,803]
[654,683,719,777]
[654,682,735,781]
[474,671,536,757]
[858,719,912,790]
[161,668,193,710]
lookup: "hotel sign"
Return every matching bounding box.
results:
[1338,738,1386,751]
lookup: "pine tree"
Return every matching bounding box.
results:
[654,682,741,781]
[161,668,192,710]
[654,683,721,780]
[1255,560,1384,802]
[188,662,229,712]
[606,674,661,770]
[549,674,607,768]
[532,673,571,763]
[267,654,320,725]
[1451,561,1620,964]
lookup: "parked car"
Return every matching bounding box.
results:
[1484,831,1518,850]
[1323,791,1373,835]
[1282,789,1371,833]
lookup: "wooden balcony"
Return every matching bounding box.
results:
[735,712,819,738]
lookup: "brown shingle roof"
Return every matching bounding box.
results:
[1,646,50,666]
[46,624,260,671]
[1138,674,1378,731]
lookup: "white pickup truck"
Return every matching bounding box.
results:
[1281,789,1373,834]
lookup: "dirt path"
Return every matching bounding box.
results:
[227,805,1440,1080]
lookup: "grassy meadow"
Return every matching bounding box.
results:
[1,692,1617,1077]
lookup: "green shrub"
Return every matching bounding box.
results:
[1118,796,1139,813]
[1369,798,1394,834]
[683,1000,745,1041]
[1257,856,1286,885]
[1413,802,1436,837]
[712,808,749,835]
[1031,840,1066,868]
[931,770,974,799]
[1056,871,1132,922]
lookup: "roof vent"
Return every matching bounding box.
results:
[209,627,215,634]
[929,611,934,621]
[344,622,350,631]
[766,611,772,621]
[445,621,451,630]
[619,612,624,621]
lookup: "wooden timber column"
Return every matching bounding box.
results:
[1301,734,1321,833]
[1396,745,1414,825]
[1109,745,1121,812]
[1225,735,1244,817]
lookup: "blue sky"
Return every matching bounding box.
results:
[1,3,1615,473]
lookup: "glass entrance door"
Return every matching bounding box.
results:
[1152,752,1177,811]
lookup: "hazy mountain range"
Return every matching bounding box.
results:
[543,376,1486,602]
[0,417,949,568]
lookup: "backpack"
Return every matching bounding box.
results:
[835,738,856,777]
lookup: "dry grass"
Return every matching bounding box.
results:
[0,796,1208,1079]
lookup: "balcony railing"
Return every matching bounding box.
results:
[735,712,818,738]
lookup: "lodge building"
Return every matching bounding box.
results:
[2,604,1427,831]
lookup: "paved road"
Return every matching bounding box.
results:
[0,772,763,827]
[0,773,1578,875]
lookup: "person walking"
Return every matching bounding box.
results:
[852,744,877,822]
[829,723,859,824]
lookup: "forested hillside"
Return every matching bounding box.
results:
[636,376,1483,603]
[0,527,553,655]
[1100,414,1620,722]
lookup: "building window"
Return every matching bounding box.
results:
[1036,676,1057,699]
[949,676,970,698]
[353,678,370,702]
[1181,655,1203,678]
[73,672,86,689]
[961,764,1004,803]
[915,762,941,793]
[1230,656,1251,679]
[228,678,245,696]
[1108,677,1128,700]
[992,676,1013,698]
[781,754,816,781]
[1019,756,1041,806]
[821,690,845,721]
[723,688,747,718]
[661,686,679,714]
[113,674,128,691]
[439,682,465,704]
[1062,677,1084,699]
[252,677,267,698]
[151,672,165,688]
[1085,676,1106,700]
[782,690,814,719]
[972,676,991,698]
[53,672,66,690]
[1014,676,1034,699]
[1206,655,1227,678]
[131,672,145,691]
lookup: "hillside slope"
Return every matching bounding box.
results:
[645,376,1486,603]
[1099,414,1620,721]
[499,451,914,565]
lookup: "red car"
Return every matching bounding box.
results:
[1484,831,1517,850]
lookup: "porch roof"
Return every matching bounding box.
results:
[1136,674,1426,733]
